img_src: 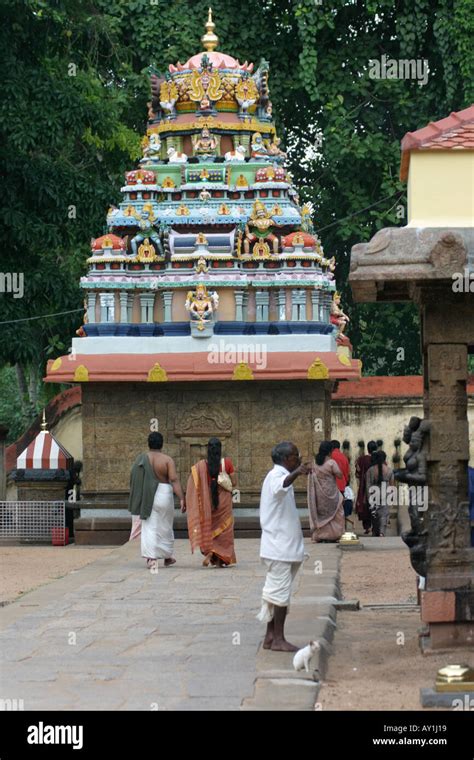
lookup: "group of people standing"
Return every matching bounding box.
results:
[127,433,394,653]
[355,441,394,537]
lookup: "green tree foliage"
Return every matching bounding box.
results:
[0,0,472,439]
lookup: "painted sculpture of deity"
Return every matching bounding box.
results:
[185,284,219,330]
[267,137,287,164]
[159,77,179,118]
[130,203,164,258]
[301,203,315,234]
[140,133,162,165]
[235,75,258,118]
[330,292,349,334]
[250,132,270,160]
[188,54,224,111]
[244,200,281,256]
[76,298,88,338]
[394,417,431,576]
[192,127,218,158]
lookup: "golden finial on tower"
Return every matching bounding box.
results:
[41,409,48,431]
[201,7,218,51]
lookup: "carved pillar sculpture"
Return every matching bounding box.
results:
[99,293,114,323]
[255,290,269,322]
[119,292,133,323]
[86,293,97,323]
[311,289,321,322]
[277,289,287,321]
[291,290,303,321]
[140,293,155,324]
[234,290,245,321]
[162,291,173,323]
[418,289,473,650]
[322,292,332,322]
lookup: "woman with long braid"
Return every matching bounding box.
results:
[185,437,237,567]
[365,450,394,537]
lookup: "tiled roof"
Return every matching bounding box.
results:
[5,387,81,473]
[333,375,474,399]
[16,430,73,470]
[400,104,474,180]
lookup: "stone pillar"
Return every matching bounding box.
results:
[99,293,114,323]
[0,425,8,501]
[140,293,155,324]
[311,289,321,322]
[126,294,134,322]
[291,290,299,321]
[277,289,287,321]
[234,290,245,321]
[419,291,473,650]
[322,292,332,322]
[295,290,307,321]
[86,293,97,323]
[162,291,173,323]
[255,290,269,322]
[119,292,131,323]
[242,291,249,321]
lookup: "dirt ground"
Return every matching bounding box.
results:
[319,546,473,711]
[0,545,116,605]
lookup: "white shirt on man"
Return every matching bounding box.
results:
[259,464,305,563]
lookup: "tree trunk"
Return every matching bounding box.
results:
[28,364,39,408]
[15,363,29,416]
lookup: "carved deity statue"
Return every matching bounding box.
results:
[267,137,287,163]
[244,200,280,256]
[192,127,218,157]
[394,417,431,576]
[330,292,349,334]
[185,284,219,330]
[235,75,258,117]
[188,54,224,111]
[76,298,88,337]
[395,417,431,487]
[301,203,315,234]
[130,203,164,258]
[140,133,162,165]
[159,77,179,117]
[250,132,270,160]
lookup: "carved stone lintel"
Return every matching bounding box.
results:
[175,404,232,436]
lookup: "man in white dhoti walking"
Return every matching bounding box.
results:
[128,433,185,569]
[257,441,310,651]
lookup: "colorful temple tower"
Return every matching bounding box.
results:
[46,10,360,512]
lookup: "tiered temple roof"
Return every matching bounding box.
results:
[45,9,360,385]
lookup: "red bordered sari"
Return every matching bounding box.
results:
[185,459,236,566]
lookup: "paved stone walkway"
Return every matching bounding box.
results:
[0,539,340,711]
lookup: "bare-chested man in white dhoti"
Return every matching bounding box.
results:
[128,433,185,569]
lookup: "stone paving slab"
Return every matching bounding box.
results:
[0,539,341,711]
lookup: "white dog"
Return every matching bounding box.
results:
[292,640,320,673]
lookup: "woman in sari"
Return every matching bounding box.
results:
[365,450,394,537]
[307,441,345,543]
[185,437,237,567]
[355,440,377,534]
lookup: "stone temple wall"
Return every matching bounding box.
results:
[80,380,332,505]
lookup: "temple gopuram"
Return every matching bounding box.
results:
[45,10,360,515]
